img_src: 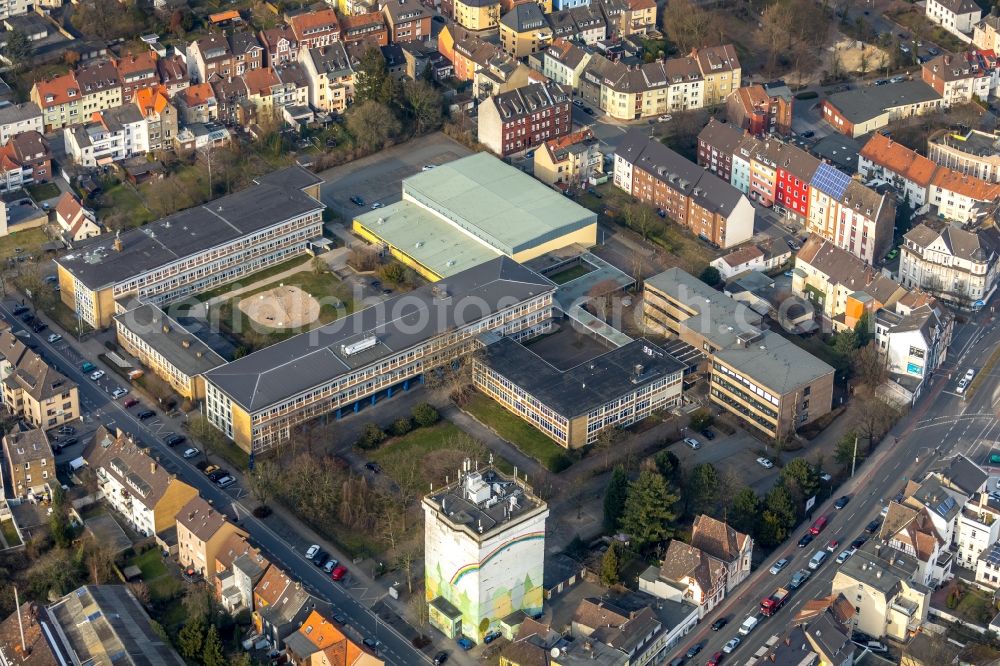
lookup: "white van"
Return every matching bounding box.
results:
[739,616,759,635]
[808,550,828,570]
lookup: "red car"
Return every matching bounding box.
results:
[331,565,348,581]
[123,397,139,408]
[707,651,724,666]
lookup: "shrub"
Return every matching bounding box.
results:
[356,423,386,449]
[252,506,272,518]
[411,403,440,427]
[391,417,413,437]
[794,91,818,100]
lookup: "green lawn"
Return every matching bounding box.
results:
[0,226,48,260]
[194,255,312,302]
[0,518,21,547]
[40,298,93,337]
[463,393,572,472]
[953,586,996,625]
[549,264,592,285]
[148,575,183,603]
[130,548,168,580]
[99,183,155,227]
[26,182,61,202]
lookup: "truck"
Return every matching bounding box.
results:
[760,587,790,616]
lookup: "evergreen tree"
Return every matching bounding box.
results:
[758,510,788,547]
[686,463,720,517]
[202,624,226,666]
[176,616,205,660]
[730,487,761,536]
[354,46,396,104]
[600,544,620,586]
[619,469,679,546]
[603,465,629,532]
[764,485,797,530]
[653,450,682,484]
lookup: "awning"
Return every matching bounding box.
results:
[96,156,114,166]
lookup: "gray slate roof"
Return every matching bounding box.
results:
[825,81,941,123]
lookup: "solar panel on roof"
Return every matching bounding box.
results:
[986,543,1000,566]
[811,163,851,200]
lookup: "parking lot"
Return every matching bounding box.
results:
[317,132,472,220]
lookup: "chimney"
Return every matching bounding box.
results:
[150,461,156,474]
[162,324,170,334]
[113,236,123,252]
[181,339,191,348]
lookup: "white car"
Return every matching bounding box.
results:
[422,164,437,171]
[216,476,236,488]
[47,333,61,343]
[305,544,320,559]
[182,447,200,459]
[723,637,741,654]
[836,548,856,564]
[756,457,774,469]
[769,558,789,575]
[112,387,128,399]
[684,437,701,450]
[371,202,384,209]
[657,114,673,122]
[90,370,105,381]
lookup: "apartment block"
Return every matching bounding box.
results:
[615,131,754,248]
[928,128,1000,183]
[83,426,199,537]
[821,81,943,138]
[383,0,432,42]
[288,8,342,49]
[541,37,591,88]
[921,51,995,105]
[500,3,553,57]
[64,105,146,167]
[478,81,571,156]
[0,326,80,431]
[31,72,83,132]
[2,426,53,497]
[643,268,834,439]
[899,218,1000,308]
[454,0,501,30]
[0,101,42,143]
[424,466,549,644]
[532,128,602,188]
[56,167,324,328]
[926,0,981,35]
[301,43,355,114]
[0,130,50,192]
[116,51,159,103]
[725,82,793,136]
[474,337,683,448]
[176,496,248,578]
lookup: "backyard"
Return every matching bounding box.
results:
[0,518,21,547]
[462,393,572,472]
[0,226,49,260]
[26,182,61,202]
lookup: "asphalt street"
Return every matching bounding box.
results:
[0,300,432,666]
[671,311,1000,664]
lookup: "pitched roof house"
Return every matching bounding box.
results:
[690,515,753,591]
[638,540,726,618]
[176,496,248,578]
[54,191,101,242]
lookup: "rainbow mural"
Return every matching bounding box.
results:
[449,531,546,585]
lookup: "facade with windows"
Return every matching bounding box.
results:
[55,167,323,328]
[473,337,683,448]
[203,258,556,454]
[0,329,80,430]
[2,427,54,498]
[899,220,1000,308]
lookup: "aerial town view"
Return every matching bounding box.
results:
[3,0,1000,663]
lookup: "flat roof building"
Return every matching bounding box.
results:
[423,464,549,644]
[203,257,556,454]
[55,166,323,328]
[474,336,683,448]
[644,267,834,439]
[353,153,597,280]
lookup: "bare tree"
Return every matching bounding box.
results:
[623,203,658,240]
[853,342,887,390]
[246,460,280,508]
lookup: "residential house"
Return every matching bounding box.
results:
[228,539,270,612]
[541,37,592,88]
[904,475,966,549]
[928,127,1000,184]
[533,128,602,188]
[253,566,316,648]
[0,101,41,143]
[176,82,219,125]
[454,0,501,31]
[213,532,255,610]
[82,426,198,537]
[157,53,191,97]
[275,62,311,109]
[134,85,177,154]
[929,166,1000,222]
[75,59,123,118]
[821,81,944,137]
[921,51,994,105]
[615,131,754,248]
[261,25,300,68]
[548,5,607,45]
[0,328,80,431]
[2,426,53,497]
[874,292,954,402]
[956,493,1000,570]
[211,75,252,126]
[0,130,50,192]
[284,610,383,665]
[807,169,895,265]
[623,0,656,34]
[974,12,1000,52]
[438,25,502,82]
[859,132,937,208]
[500,3,552,57]
[643,268,835,438]
[710,239,792,281]
[229,31,266,76]
[691,45,741,106]
[288,8,342,49]
[54,191,101,242]
[926,0,982,36]
[568,595,699,664]
[340,12,388,46]
[976,540,1000,588]
[383,0,432,43]
[478,81,571,156]
[726,83,793,136]
[899,219,1000,308]
[31,72,83,132]
[176,495,248,578]
[689,515,753,592]
[697,117,744,184]
[244,67,284,118]
[639,540,727,618]
[879,501,952,587]
[188,34,233,82]
[116,51,159,103]
[830,540,930,640]
[64,105,147,167]
[301,44,355,114]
